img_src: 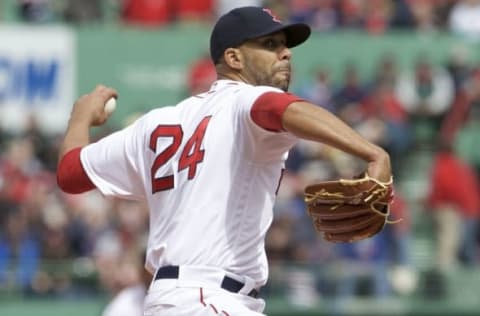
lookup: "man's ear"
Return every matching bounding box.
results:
[223,48,243,70]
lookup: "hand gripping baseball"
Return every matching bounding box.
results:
[304,173,399,242]
[71,85,118,126]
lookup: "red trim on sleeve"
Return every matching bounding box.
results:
[250,92,303,132]
[57,147,96,194]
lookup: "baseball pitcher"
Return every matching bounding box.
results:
[57,6,392,315]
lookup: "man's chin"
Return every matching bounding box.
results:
[276,81,290,92]
[275,75,290,91]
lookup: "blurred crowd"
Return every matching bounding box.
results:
[5,0,480,40]
[1,0,480,310]
[267,48,480,304]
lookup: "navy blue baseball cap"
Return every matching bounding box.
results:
[210,6,311,64]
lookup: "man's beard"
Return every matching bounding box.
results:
[272,73,290,91]
[245,61,290,91]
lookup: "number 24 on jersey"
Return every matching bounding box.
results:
[149,116,211,193]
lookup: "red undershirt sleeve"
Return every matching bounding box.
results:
[57,147,96,194]
[250,91,304,132]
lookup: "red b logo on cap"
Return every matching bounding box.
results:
[263,8,281,23]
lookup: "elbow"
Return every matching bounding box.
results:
[56,163,90,194]
[56,148,96,194]
[56,155,71,193]
[56,168,80,194]
[56,176,71,194]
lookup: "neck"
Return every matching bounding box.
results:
[216,65,253,85]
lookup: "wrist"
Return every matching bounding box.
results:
[366,147,392,182]
[369,146,389,163]
[68,114,93,127]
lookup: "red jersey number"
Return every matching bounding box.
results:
[149,116,211,193]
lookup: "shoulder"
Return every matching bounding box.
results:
[235,84,288,107]
[213,80,283,96]
[131,105,179,128]
[241,84,284,95]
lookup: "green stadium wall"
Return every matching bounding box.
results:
[76,26,480,128]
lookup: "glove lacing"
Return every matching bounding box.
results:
[305,174,402,224]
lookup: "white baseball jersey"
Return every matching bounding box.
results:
[80,80,300,288]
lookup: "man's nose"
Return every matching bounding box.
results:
[280,47,292,60]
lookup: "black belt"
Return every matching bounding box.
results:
[154,266,259,298]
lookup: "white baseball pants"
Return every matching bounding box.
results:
[144,266,266,316]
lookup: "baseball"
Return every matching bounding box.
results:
[104,97,117,115]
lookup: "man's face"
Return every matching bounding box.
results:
[239,32,292,91]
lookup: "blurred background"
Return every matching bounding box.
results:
[1,0,480,315]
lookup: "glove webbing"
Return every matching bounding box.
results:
[305,175,401,224]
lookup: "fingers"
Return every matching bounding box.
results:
[94,85,118,103]
[70,84,119,127]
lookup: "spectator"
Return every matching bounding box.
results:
[452,81,480,179]
[434,0,457,30]
[363,0,393,35]
[93,231,124,297]
[266,207,320,307]
[426,141,480,269]
[265,212,298,262]
[101,249,149,316]
[448,0,480,41]
[445,45,473,94]
[62,0,103,24]
[23,114,58,172]
[372,53,399,88]
[112,199,149,255]
[338,0,364,28]
[395,56,454,147]
[390,0,416,29]
[384,192,413,267]
[297,67,334,112]
[215,0,263,17]
[382,192,418,297]
[333,234,391,300]
[0,204,40,295]
[333,63,368,122]
[17,0,54,23]
[0,137,43,204]
[121,0,173,27]
[186,54,217,96]
[289,0,338,32]
[263,0,290,20]
[405,0,437,32]
[441,66,480,145]
[174,0,214,22]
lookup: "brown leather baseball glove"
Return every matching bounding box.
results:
[304,173,395,243]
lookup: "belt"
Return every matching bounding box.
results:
[154,266,259,298]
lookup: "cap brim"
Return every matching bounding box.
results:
[282,23,311,48]
[251,23,311,48]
